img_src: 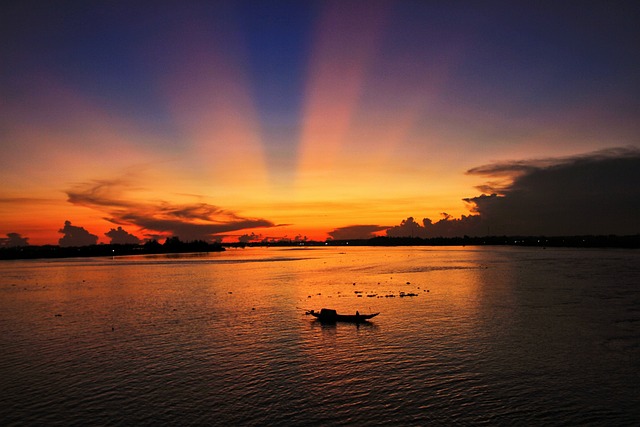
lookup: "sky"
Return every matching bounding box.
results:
[1,0,639,245]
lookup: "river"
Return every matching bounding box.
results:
[1,246,638,425]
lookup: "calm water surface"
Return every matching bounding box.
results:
[1,246,639,425]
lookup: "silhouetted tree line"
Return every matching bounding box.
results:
[2,234,638,260]
[223,234,639,249]
[327,235,640,248]
[0,237,224,260]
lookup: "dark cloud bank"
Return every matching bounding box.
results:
[335,148,640,239]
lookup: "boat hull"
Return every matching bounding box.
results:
[307,309,379,323]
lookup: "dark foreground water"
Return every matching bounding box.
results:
[1,246,639,426]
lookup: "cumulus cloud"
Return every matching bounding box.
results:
[422,213,483,237]
[464,147,640,235]
[328,225,387,240]
[386,217,426,238]
[66,178,276,242]
[58,220,99,247]
[0,232,29,247]
[385,215,482,238]
[238,232,262,243]
[105,226,141,244]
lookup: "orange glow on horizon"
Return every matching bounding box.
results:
[3,3,637,246]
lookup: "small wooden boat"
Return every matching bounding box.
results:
[306,308,379,323]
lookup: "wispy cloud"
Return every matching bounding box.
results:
[66,178,276,241]
[328,225,387,240]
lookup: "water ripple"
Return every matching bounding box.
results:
[1,247,639,425]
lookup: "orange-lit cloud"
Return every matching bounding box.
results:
[327,225,388,240]
[65,178,276,242]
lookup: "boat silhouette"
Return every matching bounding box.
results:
[305,308,379,323]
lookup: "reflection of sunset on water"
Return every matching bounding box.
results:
[2,247,639,424]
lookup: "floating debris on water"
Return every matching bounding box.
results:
[399,292,419,297]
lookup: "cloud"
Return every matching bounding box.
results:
[422,214,483,237]
[66,178,276,242]
[464,147,640,235]
[238,232,262,243]
[58,220,99,247]
[105,226,141,245]
[383,147,640,238]
[328,225,387,240]
[385,217,427,238]
[0,232,29,247]
[385,215,482,238]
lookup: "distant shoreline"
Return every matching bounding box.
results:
[1,235,638,260]
[228,234,640,249]
[0,241,225,260]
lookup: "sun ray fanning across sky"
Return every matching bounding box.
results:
[297,1,387,189]
[1,1,639,244]
[147,3,269,196]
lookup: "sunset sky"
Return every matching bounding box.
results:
[2,1,639,245]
